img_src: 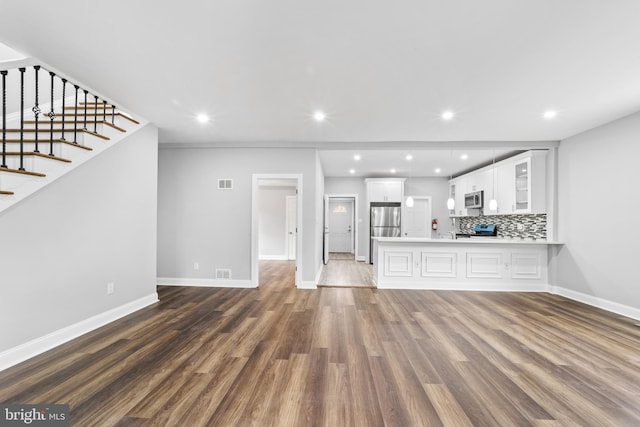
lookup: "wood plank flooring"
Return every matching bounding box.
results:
[2,261,640,426]
[318,257,374,288]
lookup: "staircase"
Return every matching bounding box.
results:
[0,63,142,213]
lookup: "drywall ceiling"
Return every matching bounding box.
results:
[319,148,519,178]
[1,1,640,153]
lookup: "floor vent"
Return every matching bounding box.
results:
[217,179,233,189]
[216,269,232,280]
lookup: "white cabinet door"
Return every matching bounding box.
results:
[451,177,467,217]
[514,151,547,214]
[368,180,403,203]
[494,161,516,215]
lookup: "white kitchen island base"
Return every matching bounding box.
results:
[372,237,561,291]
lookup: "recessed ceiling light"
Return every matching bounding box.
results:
[196,113,210,124]
[460,154,469,160]
[406,154,413,161]
[543,110,557,119]
[313,111,326,122]
[435,168,441,173]
[349,169,355,174]
[390,168,397,174]
[441,110,454,120]
[353,154,361,161]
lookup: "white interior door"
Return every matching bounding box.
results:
[328,199,354,253]
[403,197,432,237]
[286,196,297,260]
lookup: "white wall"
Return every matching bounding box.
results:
[157,147,321,283]
[0,123,159,354]
[0,42,25,61]
[258,185,296,258]
[554,111,640,314]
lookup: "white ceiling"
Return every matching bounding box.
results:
[2,1,640,176]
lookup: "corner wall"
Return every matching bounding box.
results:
[0,123,159,359]
[554,111,640,317]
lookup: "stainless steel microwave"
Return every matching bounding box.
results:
[464,191,483,209]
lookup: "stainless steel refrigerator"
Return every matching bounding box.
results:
[370,203,401,264]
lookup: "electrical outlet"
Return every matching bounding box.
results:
[193,262,200,270]
[107,282,115,295]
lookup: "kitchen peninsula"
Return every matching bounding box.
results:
[372,237,562,290]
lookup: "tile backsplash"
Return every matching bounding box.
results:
[457,214,547,239]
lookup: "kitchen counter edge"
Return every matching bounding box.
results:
[373,237,563,245]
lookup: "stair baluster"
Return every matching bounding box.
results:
[73,85,79,144]
[83,90,88,130]
[48,72,56,157]
[33,66,41,153]
[1,70,7,169]
[111,104,115,125]
[19,67,26,171]
[103,100,107,123]
[61,79,67,141]
[93,95,98,133]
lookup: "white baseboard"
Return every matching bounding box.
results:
[356,256,366,262]
[0,293,158,373]
[376,282,548,292]
[548,285,640,321]
[157,277,257,288]
[259,255,289,261]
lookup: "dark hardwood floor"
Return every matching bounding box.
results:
[2,261,640,426]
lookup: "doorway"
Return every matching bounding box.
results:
[402,196,432,238]
[323,194,359,265]
[252,174,303,288]
[328,198,354,258]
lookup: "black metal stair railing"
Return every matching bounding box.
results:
[0,64,123,181]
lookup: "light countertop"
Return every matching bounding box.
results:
[373,237,562,245]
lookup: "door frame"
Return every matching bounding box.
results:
[252,174,303,287]
[324,194,359,264]
[285,195,297,260]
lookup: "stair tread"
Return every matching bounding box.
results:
[3,152,72,163]
[65,105,116,110]
[24,120,126,133]
[4,128,110,141]
[55,112,140,124]
[0,190,15,195]
[0,166,46,177]
[2,139,93,151]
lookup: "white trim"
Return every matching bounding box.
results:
[252,174,303,288]
[0,293,158,372]
[356,256,366,262]
[324,193,360,261]
[375,281,548,292]
[156,277,257,288]
[259,254,288,261]
[314,264,324,284]
[549,286,640,321]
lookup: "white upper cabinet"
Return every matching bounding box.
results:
[366,178,405,203]
[513,151,547,214]
[450,176,467,217]
[451,150,547,216]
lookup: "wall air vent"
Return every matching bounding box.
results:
[215,269,232,280]
[217,179,233,190]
